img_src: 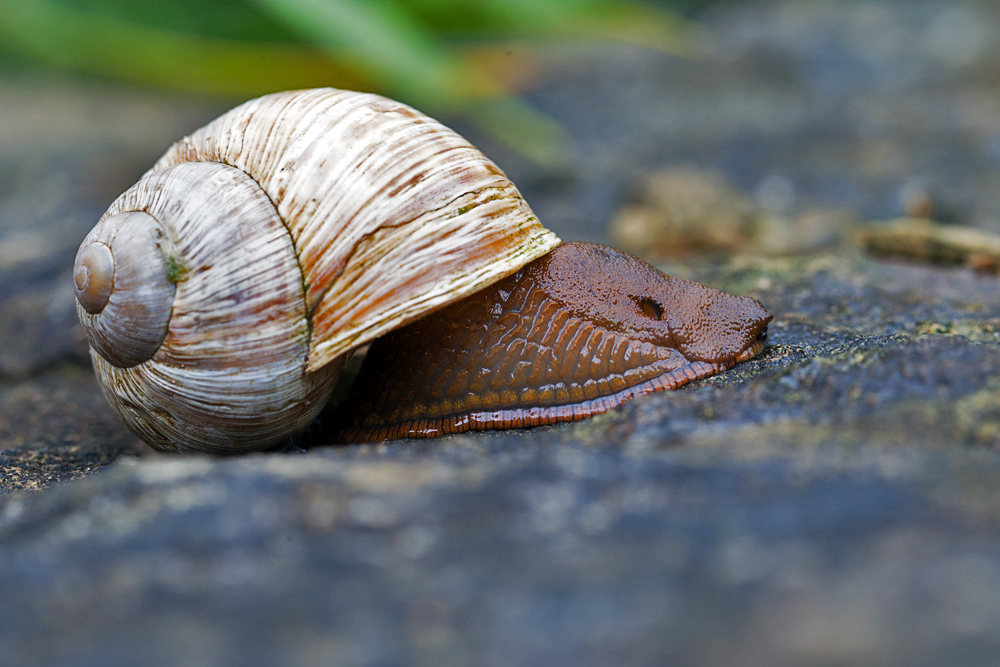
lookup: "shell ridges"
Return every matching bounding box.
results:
[150,88,560,371]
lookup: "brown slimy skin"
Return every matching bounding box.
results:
[337,242,772,443]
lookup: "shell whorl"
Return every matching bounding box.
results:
[75,88,560,453]
[88,162,339,453]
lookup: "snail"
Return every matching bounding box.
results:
[73,88,772,454]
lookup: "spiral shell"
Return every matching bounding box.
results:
[75,88,560,453]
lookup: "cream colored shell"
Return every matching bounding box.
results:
[76,88,561,453]
[151,88,559,371]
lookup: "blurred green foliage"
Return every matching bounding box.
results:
[0,0,698,161]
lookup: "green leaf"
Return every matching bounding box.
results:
[245,0,504,110]
[0,0,694,161]
[396,0,695,53]
[0,0,366,95]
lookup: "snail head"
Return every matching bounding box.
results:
[530,242,772,365]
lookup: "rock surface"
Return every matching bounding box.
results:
[4,2,1000,665]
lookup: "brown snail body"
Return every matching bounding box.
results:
[73,88,771,454]
[339,242,771,442]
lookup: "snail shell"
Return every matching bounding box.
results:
[74,88,559,453]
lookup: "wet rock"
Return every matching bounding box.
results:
[0,368,144,492]
[2,417,1000,666]
[5,248,1000,664]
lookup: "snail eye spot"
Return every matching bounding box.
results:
[636,296,664,321]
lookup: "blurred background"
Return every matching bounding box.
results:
[0,0,998,374]
[0,0,707,163]
[1,0,999,242]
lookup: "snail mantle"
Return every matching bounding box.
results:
[73,88,771,454]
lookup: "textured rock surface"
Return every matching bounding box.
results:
[4,1,1000,665]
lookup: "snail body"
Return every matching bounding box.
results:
[339,242,771,442]
[74,88,771,454]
